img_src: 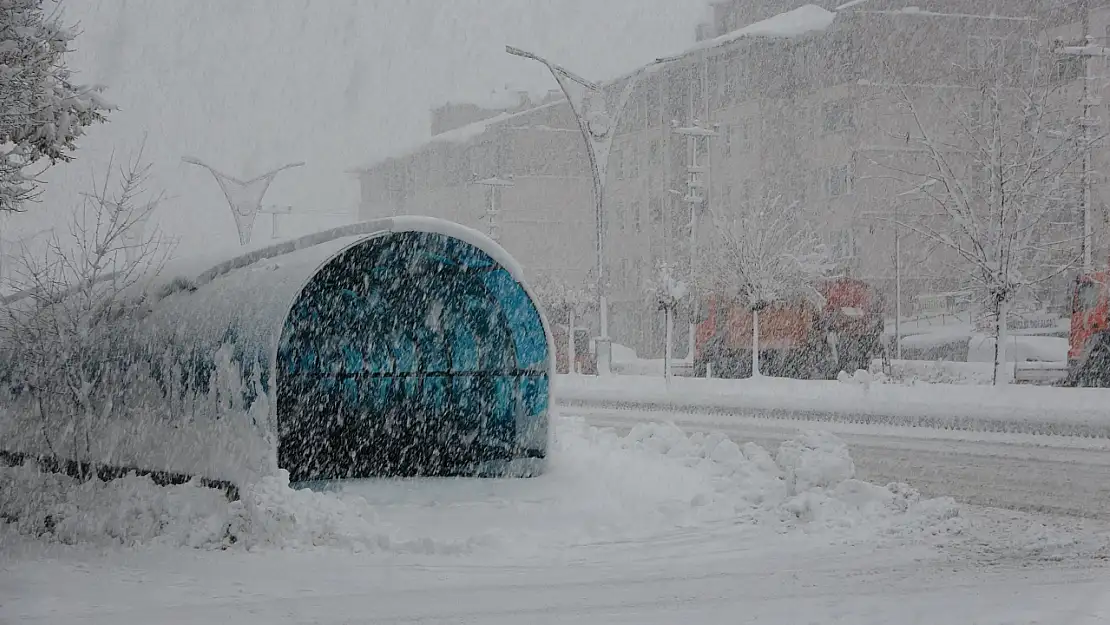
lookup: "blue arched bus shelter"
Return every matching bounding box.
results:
[139,217,552,483]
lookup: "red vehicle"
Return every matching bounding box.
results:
[694,277,884,379]
[1066,271,1110,387]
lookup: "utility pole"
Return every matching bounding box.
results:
[506,46,672,375]
[894,199,902,360]
[258,205,294,240]
[471,175,515,243]
[671,119,717,367]
[1059,33,1110,273]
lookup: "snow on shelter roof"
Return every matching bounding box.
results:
[138,216,542,350]
[137,215,547,365]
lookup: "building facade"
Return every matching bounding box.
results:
[355,0,1107,357]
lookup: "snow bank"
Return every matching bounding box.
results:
[555,375,1110,437]
[0,463,476,553]
[876,359,996,385]
[590,421,960,536]
[968,335,1068,363]
[1,418,960,552]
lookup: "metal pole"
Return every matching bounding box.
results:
[472,176,513,244]
[895,204,902,361]
[1082,33,1094,273]
[506,46,672,375]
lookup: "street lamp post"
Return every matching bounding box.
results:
[471,175,515,243]
[506,45,668,375]
[183,157,305,246]
[671,120,717,368]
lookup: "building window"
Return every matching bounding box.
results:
[824,165,853,197]
[968,36,1005,70]
[649,196,663,225]
[722,124,732,157]
[627,148,640,179]
[649,139,660,164]
[612,149,623,181]
[832,230,856,261]
[614,199,626,231]
[632,198,643,233]
[822,99,855,133]
[1022,39,1039,75]
[1052,39,1084,82]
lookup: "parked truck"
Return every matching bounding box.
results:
[694,277,885,379]
[1065,271,1110,387]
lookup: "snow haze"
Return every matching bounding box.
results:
[9,0,710,251]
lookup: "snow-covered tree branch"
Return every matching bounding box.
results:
[877,52,1098,384]
[531,273,595,374]
[1,146,170,474]
[700,192,833,377]
[0,0,112,212]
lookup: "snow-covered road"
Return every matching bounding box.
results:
[4,518,1110,625]
[574,406,1110,518]
[4,414,1109,624]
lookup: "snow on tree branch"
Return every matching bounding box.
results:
[0,0,112,212]
[700,191,833,310]
[873,48,1100,384]
[530,272,596,320]
[647,261,687,311]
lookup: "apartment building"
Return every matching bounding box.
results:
[355,0,1105,357]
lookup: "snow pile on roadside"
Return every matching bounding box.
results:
[599,421,962,537]
[0,463,475,553]
[2,420,961,553]
[228,471,478,553]
[837,369,888,387]
[0,463,231,548]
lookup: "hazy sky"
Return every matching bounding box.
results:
[8,0,709,251]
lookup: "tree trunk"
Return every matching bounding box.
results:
[568,309,576,375]
[664,307,673,382]
[752,308,761,378]
[993,298,1011,386]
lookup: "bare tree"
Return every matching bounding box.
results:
[647,261,687,381]
[1,146,169,474]
[875,54,1096,384]
[700,192,833,377]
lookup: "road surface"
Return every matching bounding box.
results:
[570,405,1110,519]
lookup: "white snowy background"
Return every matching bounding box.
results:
[6,0,711,251]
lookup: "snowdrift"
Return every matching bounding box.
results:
[0,418,960,552]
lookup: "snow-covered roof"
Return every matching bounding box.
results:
[352,99,568,172]
[355,5,841,173]
[856,7,1037,22]
[684,4,838,54]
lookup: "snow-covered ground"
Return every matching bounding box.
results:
[556,373,1110,436]
[3,413,1109,624]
